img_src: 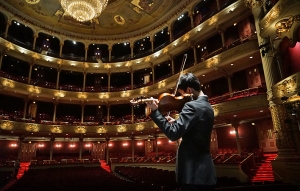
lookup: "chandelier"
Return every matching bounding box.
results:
[60,0,108,22]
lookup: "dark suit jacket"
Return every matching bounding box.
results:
[150,95,216,185]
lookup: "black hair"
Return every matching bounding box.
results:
[177,73,201,92]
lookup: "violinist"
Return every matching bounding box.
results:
[146,72,216,191]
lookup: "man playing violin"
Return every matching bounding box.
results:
[146,72,216,191]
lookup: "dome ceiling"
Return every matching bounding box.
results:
[2,0,183,36]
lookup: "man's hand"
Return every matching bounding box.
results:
[165,115,175,124]
[145,98,159,111]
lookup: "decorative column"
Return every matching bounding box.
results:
[23,98,29,118]
[81,104,85,123]
[82,71,87,91]
[0,51,4,69]
[150,62,155,83]
[131,136,135,162]
[108,46,112,61]
[216,0,221,11]
[130,67,134,90]
[192,44,198,65]
[107,70,111,92]
[105,137,110,164]
[168,26,173,42]
[217,27,226,47]
[4,21,11,39]
[106,104,110,122]
[244,0,300,183]
[49,137,55,161]
[59,43,64,57]
[170,55,175,75]
[56,68,61,89]
[189,12,194,28]
[28,60,34,84]
[17,137,24,160]
[53,101,58,123]
[232,121,242,154]
[79,137,83,160]
[84,46,88,61]
[32,33,38,51]
[227,76,233,97]
[150,36,154,52]
[130,44,134,58]
[131,105,134,123]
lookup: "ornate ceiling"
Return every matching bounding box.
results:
[2,0,184,36]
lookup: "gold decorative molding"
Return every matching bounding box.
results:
[99,93,109,99]
[2,79,15,88]
[205,57,219,68]
[243,0,263,9]
[275,14,300,35]
[0,120,13,130]
[269,104,294,149]
[120,91,130,98]
[74,126,87,133]
[208,15,218,26]
[117,125,127,133]
[158,80,166,89]
[54,90,66,97]
[96,126,107,133]
[25,123,39,132]
[135,123,144,131]
[262,5,281,29]
[50,126,63,133]
[28,85,41,94]
[183,32,190,42]
[212,105,220,117]
[77,92,87,99]
[275,76,297,98]
[145,56,151,62]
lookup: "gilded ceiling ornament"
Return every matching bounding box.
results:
[50,126,63,133]
[59,0,108,22]
[96,126,107,133]
[114,15,125,25]
[75,126,87,133]
[25,0,41,5]
[0,121,13,130]
[117,125,127,133]
[25,124,39,132]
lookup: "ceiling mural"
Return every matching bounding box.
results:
[2,0,182,36]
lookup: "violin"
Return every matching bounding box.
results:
[130,93,193,113]
[130,54,190,113]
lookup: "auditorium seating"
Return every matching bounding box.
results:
[5,166,158,191]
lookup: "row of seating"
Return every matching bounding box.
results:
[6,166,159,191]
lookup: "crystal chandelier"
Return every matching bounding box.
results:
[60,0,108,22]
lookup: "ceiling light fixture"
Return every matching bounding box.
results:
[60,0,108,22]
